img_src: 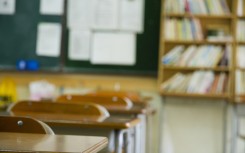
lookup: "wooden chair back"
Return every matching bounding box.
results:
[85,90,150,107]
[86,90,142,102]
[8,101,110,122]
[56,95,133,110]
[0,116,54,134]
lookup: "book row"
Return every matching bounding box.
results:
[165,18,203,41]
[237,20,245,41]
[237,46,245,68]
[165,0,230,15]
[236,70,245,94]
[161,71,229,94]
[162,45,231,67]
[237,0,245,16]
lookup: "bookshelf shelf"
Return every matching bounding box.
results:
[163,40,232,45]
[160,92,230,99]
[235,95,245,103]
[162,66,231,71]
[158,0,234,100]
[164,14,233,19]
[237,41,245,45]
[236,67,245,71]
[237,16,245,19]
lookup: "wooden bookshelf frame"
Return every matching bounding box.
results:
[158,0,238,100]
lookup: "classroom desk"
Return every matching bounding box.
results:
[10,112,140,153]
[0,132,108,153]
[108,104,156,153]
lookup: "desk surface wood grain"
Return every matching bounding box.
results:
[0,132,108,153]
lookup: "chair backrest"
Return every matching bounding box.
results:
[86,90,142,102]
[0,116,54,134]
[56,95,133,110]
[8,101,110,121]
[84,90,150,107]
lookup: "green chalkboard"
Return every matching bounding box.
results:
[0,0,63,71]
[64,0,161,75]
[0,0,160,75]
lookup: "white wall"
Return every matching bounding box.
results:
[161,97,226,153]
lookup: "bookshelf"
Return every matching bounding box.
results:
[158,0,236,100]
[235,0,245,102]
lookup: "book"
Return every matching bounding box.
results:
[165,18,203,41]
[161,71,228,94]
[237,46,245,68]
[162,46,184,64]
[163,45,226,67]
[216,73,226,93]
[210,75,220,93]
[175,74,192,92]
[237,0,243,16]
[220,0,230,14]
[197,71,215,93]
[165,0,230,15]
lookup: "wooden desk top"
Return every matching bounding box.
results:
[0,132,108,153]
[11,112,140,129]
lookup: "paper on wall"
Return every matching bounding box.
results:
[68,30,91,61]
[29,80,56,101]
[119,0,145,33]
[91,0,119,30]
[36,23,62,57]
[40,0,64,15]
[0,0,15,15]
[67,0,92,29]
[91,32,136,65]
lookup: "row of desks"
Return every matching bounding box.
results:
[0,103,154,153]
[0,91,156,153]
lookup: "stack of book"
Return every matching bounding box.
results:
[161,71,228,94]
[165,18,203,40]
[237,20,245,41]
[237,46,245,68]
[236,70,245,94]
[165,0,230,15]
[162,45,231,67]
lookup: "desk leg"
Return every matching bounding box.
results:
[115,129,127,153]
[108,131,116,152]
[136,114,146,153]
[134,122,142,153]
[125,128,134,153]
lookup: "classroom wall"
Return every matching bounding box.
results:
[161,98,228,153]
[0,72,157,94]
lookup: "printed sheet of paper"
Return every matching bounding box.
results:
[91,0,119,30]
[40,0,64,15]
[36,23,62,57]
[91,32,136,65]
[67,0,92,29]
[0,0,15,15]
[119,0,145,33]
[68,30,91,61]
